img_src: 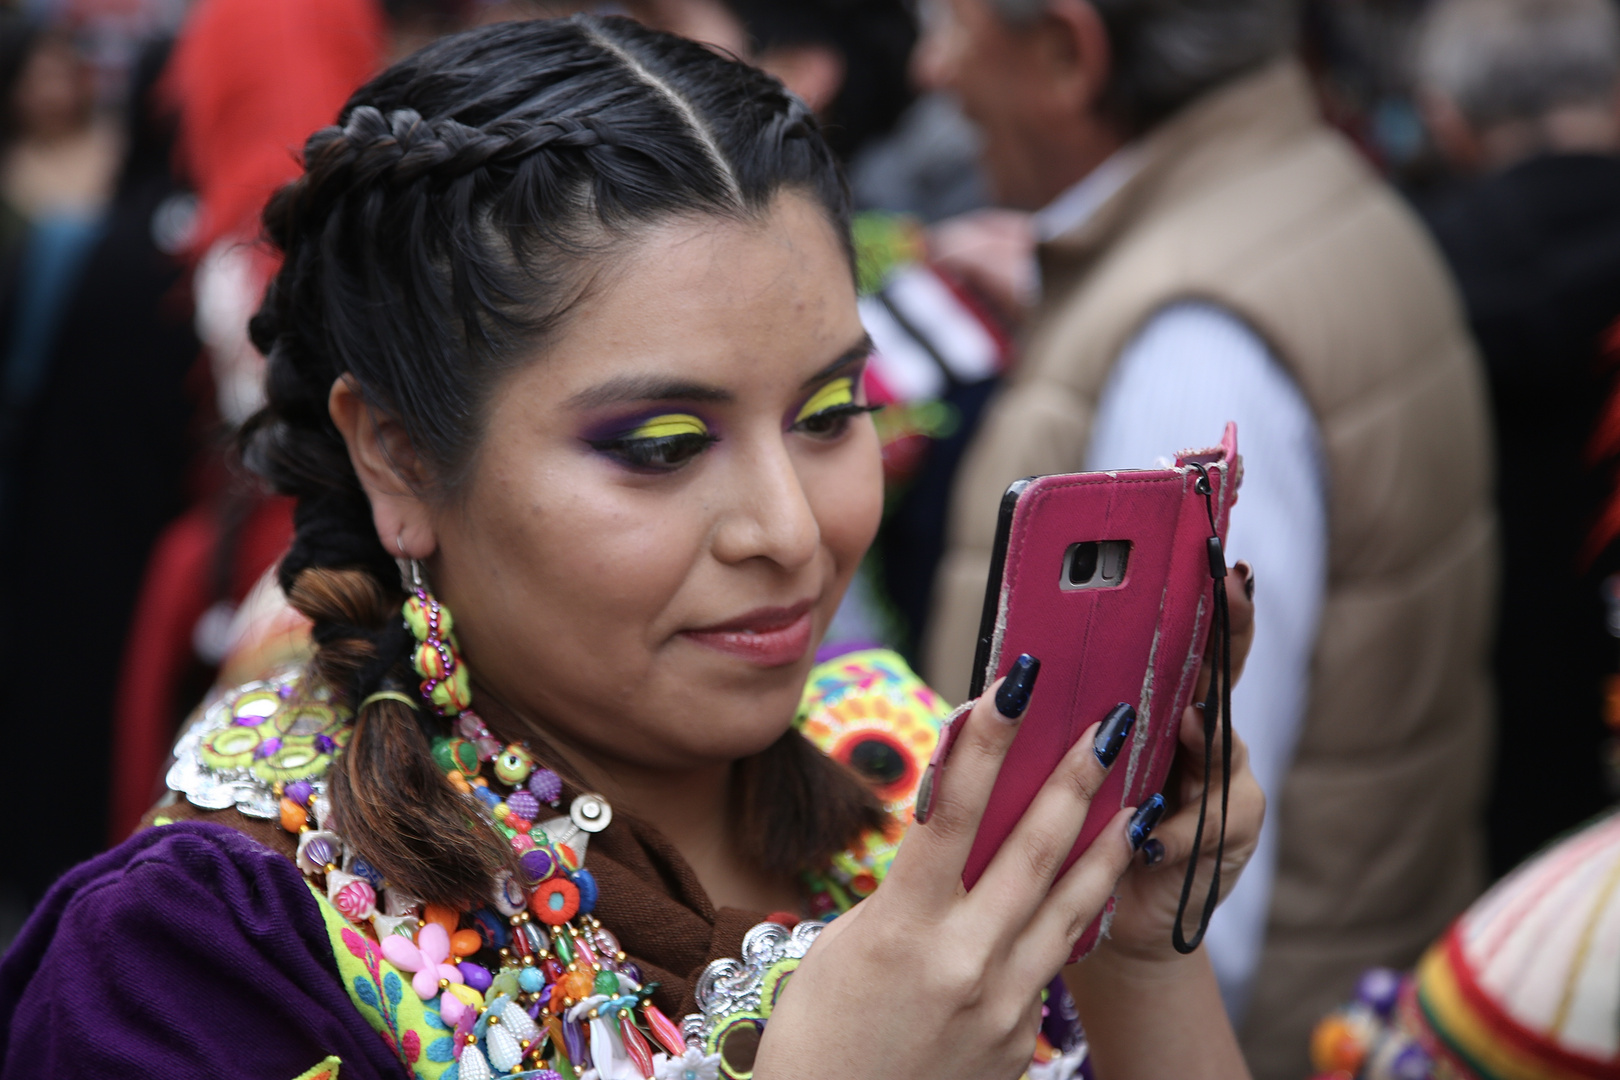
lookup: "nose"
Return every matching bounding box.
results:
[710,435,821,572]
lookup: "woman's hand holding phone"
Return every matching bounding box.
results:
[754,662,1147,1080]
[1093,562,1263,960]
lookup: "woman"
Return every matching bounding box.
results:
[0,17,1263,1080]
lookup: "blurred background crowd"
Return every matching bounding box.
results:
[1,0,1618,1075]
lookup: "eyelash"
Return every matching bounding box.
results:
[585,390,882,472]
[793,401,883,438]
[588,414,719,472]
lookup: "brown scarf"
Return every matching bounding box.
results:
[144,782,767,1022]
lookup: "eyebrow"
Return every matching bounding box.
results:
[564,334,875,410]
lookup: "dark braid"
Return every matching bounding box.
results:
[241,15,879,906]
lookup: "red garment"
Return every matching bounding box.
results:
[163,0,386,253]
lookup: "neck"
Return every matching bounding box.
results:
[473,690,802,914]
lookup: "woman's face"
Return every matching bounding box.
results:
[430,192,883,773]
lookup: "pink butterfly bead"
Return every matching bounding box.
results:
[381,921,465,1000]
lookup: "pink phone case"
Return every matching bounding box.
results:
[962,423,1241,961]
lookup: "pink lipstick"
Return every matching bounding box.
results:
[682,600,815,667]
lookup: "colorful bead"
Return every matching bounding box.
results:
[573,869,599,915]
[487,1019,524,1072]
[643,1003,686,1057]
[521,847,556,882]
[507,789,540,822]
[279,797,307,833]
[494,744,537,786]
[518,967,544,994]
[563,969,595,1000]
[457,961,494,992]
[552,926,575,965]
[350,858,384,891]
[329,873,377,921]
[529,768,563,804]
[492,871,528,917]
[449,929,482,959]
[471,909,510,950]
[284,780,313,807]
[432,737,480,777]
[619,1016,656,1080]
[533,879,581,926]
[297,832,339,874]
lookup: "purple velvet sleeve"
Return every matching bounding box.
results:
[0,822,409,1080]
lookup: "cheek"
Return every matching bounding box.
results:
[808,430,885,570]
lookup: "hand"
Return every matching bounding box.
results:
[927,209,1037,327]
[1091,564,1264,964]
[755,659,1142,1080]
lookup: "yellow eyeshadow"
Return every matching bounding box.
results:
[795,377,855,423]
[628,413,709,440]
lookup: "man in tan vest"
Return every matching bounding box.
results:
[917,1,1497,1075]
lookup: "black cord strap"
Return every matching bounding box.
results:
[1172,463,1234,954]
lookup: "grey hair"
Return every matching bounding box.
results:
[984,0,1297,134]
[1415,0,1620,130]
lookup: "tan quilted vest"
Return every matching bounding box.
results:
[922,60,1497,1079]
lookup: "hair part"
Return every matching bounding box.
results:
[243,15,881,906]
[985,0,1298,135]
[1416,0,1620,132]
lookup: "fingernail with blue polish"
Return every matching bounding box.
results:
[994,654,1041,721]
[1142,838,1165,866]
[1093,702,1137,768]
[1128,793,1166,850]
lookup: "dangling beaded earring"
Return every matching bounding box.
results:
[402,559,473,716]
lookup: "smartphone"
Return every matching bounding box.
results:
[962,424,1240,959]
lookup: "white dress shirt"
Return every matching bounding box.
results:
[1086,300,1328,1022]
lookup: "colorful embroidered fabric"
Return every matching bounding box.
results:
[793,648,949,916]
[306,882,456,1080]
[292,1057,344,1080]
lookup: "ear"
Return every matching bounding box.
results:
[1042,0,1112,120]
[759,44,847,114]
[328,376,438,561]
[1419,90,1484,173]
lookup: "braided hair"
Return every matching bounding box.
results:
[241,16,883,908]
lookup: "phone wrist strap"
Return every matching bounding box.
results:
[1172,463,1234,955]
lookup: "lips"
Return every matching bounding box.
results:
[682,600,815,667]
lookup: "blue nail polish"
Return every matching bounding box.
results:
[994,654,1041,720]
[1128,793,1166,850]
[1093,703,1137,768]
[1142,838,1165,865]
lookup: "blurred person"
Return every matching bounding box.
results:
[917,0,1496,1076]
[0,35,199,934]
[0,23,121,514]
[625,0,917,164]
[1415,0,1620,878]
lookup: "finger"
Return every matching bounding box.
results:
[968,700,1134,925]
[1171,701,1250,793]
[1193,565,1252,703]
[887,654,1043,900]
[1015,805,1138,972]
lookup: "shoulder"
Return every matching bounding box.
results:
[0,825,398,1079]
